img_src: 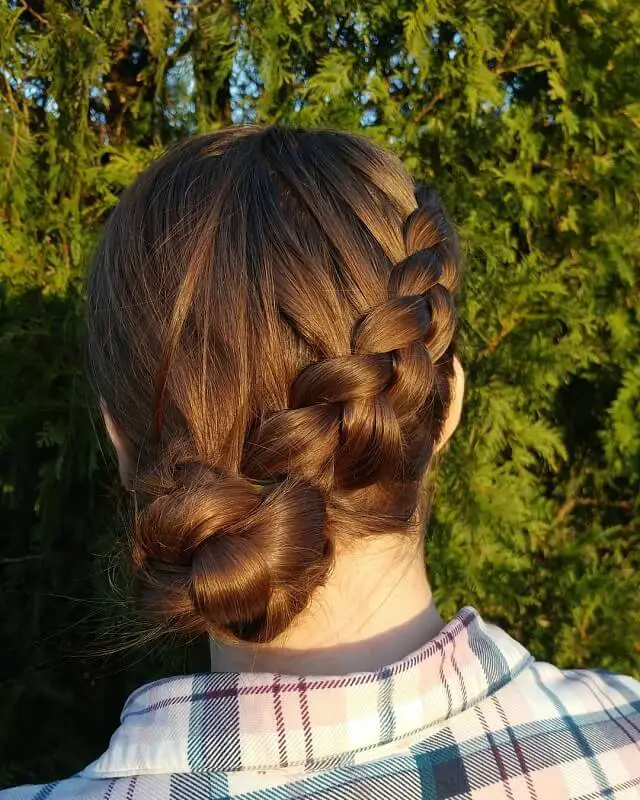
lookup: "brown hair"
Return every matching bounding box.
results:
[87,126,460,644]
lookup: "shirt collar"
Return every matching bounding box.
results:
[82,607,533,778]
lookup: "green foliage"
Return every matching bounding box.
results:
[1,0,639,786]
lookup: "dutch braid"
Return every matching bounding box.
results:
[242,185,459,496]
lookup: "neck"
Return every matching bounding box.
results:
[209,536,444,675]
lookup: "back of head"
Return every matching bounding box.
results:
[87,126,460,644]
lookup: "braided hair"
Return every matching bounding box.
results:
[88,127,461,643]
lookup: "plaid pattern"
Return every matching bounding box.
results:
[2,607,639,799]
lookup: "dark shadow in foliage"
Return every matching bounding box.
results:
[0,283,208,787]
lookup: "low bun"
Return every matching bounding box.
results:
[131,462,333,643]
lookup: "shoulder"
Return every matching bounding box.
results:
[418,662,640,799]
[512,660,640,715]
[482,662,640,775]
[484,657,640,738]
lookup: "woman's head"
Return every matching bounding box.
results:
[88,126,461,644]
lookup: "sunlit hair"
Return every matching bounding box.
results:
[87,126,461,643]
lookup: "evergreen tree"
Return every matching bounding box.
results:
[1,0,638,785]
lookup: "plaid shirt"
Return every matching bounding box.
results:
[2,607,639,799]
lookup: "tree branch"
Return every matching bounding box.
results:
[494,59,551,75]
[481,314,523,355]
[496,25,522,69]
[1,73,20,188]
[0,554,46,565]
[556,497,634,522]
[415,91,445,123]
[617,108,640,131]
[19,0,49,28]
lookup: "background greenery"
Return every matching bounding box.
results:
[1,0,639,787]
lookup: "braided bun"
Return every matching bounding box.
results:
[132,461,332,642]
[88,128,462,643]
